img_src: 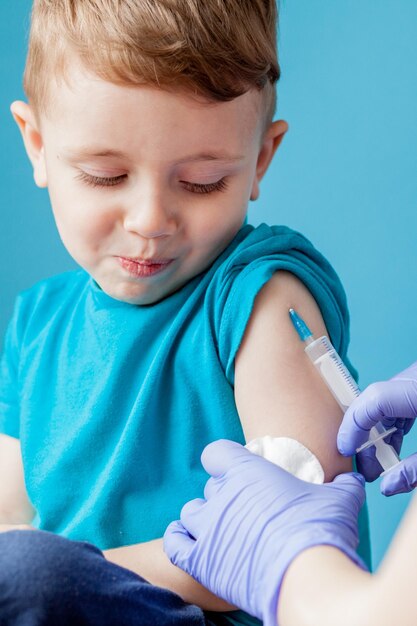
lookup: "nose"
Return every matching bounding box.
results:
[123,186,177,239]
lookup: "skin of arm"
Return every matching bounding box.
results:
[234,270,351,480]
[104,540,234,611]
[106,271,350,606]
[279,492,417,626]
[0,433,34,525]
[278,546,374,626]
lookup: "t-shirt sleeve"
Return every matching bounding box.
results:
[208,223,356,386]
[0,296,24,439]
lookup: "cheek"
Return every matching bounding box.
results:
[48,186,118,255]
[188,194,247,254]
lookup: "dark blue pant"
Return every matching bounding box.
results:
[0,531,218,626]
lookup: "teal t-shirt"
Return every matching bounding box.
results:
[0,223,370,626]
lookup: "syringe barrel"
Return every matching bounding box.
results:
[305,336,401,471]
[305,336,360,412]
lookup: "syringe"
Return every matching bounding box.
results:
[289,308,400,475]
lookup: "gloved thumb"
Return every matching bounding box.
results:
[380,453,417,496]
[201,439,250,477]
[330,472,366,510]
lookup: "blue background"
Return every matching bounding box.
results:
[1,1,416,568]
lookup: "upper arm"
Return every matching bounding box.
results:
[0,433,34,523]
[234,271,351,482]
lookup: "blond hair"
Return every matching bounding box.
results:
[24,0,280,126]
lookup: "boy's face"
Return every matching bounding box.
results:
[13,61,287,305]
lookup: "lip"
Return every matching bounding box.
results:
[117,256,174,278]
[122,256,174,265]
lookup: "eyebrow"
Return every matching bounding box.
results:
[62,148,130,160]
[61,147,245,163]
[176,152,245,164]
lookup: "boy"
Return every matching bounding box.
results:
[0,1,369,625]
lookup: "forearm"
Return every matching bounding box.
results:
[278,546,375,626]
[0,507,34,525]
[373,493,417,626]
[0,435,35,525]
[280,493,417,626]
[104,538,234,611]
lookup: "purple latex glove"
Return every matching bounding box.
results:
[338,362,417,490]
[164,440,367,626]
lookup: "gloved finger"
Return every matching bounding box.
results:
[380,453,417,496]
[332,472,365,487]
[404,417,416,435]
[204,477,220,500]
[387,360,417,415]
[355,447,383,482]
[387,429,404,455]
[338,381,413,455]
[201,439,250,477]
[392,418,406,435]
[391,361,417,382]
[379,416,397,430]
[163,520,195,568]
[180,498,206,539]
[329,472,366,511]
[369,379,417,419]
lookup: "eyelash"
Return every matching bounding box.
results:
[75,171,228,194]
[182,179,228,194]
[75,172,127,188]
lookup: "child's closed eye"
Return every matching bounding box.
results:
[180,179,228,194]
[75,171,228,194]
[75,171,127,188]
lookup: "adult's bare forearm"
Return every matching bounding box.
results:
[278,546,374,626]
[279,494,417,626]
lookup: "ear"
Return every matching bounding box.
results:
[10,101,48,188]
[250,119,288,201]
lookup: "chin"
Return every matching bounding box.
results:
[113,282,163,306]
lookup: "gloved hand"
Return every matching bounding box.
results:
[338,362,417,492]
[164,440,367,626]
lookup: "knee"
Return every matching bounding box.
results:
[0,530,102,606]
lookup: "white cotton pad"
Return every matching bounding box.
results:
[245,436,325,484]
